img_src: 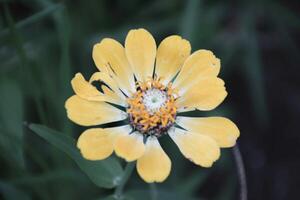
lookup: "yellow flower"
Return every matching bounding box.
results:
[65,28,240,183]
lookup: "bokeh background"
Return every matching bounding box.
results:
[1,0,299,199]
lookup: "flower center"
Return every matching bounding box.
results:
[142,88,167,114]
[127,77,177,137]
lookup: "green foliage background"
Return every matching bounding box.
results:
[0,0,299,199]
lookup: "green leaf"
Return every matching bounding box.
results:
[241,13,269,126]
[0,3,64,38]
[10,169,84,185]
[180,0,201,43]
[100,195,135,200]
[101,196,116,200]
[29,124,123,188]
[177,170,210,195]
[0,181,32,200]
[126,190,199,200]
[100,189,200,200]
[214,176,236,200]
[0,80,25,169]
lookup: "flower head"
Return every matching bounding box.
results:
[65,28,240,183]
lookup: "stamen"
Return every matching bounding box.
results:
[127,76,177,137]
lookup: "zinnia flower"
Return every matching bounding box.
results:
[65,28,240,183]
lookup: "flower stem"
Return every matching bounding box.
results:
[150,183,158,200]
[233,144,247,200]
[114,162,135,198]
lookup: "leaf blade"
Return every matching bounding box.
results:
[29,124,123,188]
[0,80,25,169]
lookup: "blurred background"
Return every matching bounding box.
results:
[0,0,299,199]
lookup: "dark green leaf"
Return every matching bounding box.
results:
[29,124,123,188]
[0,181,32,200]
[180,0,201,43]
[10,169,84,185]
[100,195,119,200]
[100,195,134,200]
[0,3,64,38]
[177,170,210,195]
[0,80,25,169]
[126,189,200,200]
[241,13,269,126]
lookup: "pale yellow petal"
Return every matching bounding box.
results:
[169,128,220,167]
[137,137,171,183]
[71,73,99,99]
[177,107,196,113]
[173,50,220,92]
[176,117,240,148]
[176,77,227,111]
[77,128,114,160]
[89,72,127,106]
[71,73,125,106]
[101,85,123,105]
[104,124,132,136]
[92,38,135,95]
[114,132,145,162]
[155,35,191,84]
[65,95,126,126]
[77,125,131,160]
[125,28,156,82]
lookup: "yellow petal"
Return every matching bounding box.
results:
[173,50,220,92]
[155,35,191,84]
[77,125,131,160]
[125,28,156,82]
[71,73,125,106]
[176,77,227,111]
[77,128,114,160]
[137,137,171,183]
[176,117,240,148]
[169,128,220,167]
[114,132,145,162]
[101,85,123,105]
[92,38,135,96]
[177,107,196,113]
[89,72,127,106]
[65,95,126,126]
